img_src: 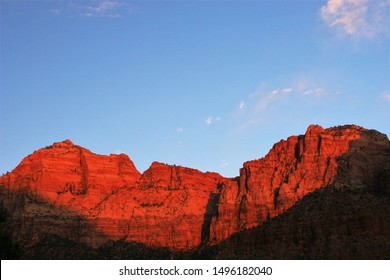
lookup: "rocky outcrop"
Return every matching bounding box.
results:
[209,125,390,243]
[0,143,232,249]
[0,124,389,256]
[90,162,233,249]
[0,140,141,207]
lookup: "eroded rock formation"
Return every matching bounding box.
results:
[1,124,389,255]
[210,125,390,242]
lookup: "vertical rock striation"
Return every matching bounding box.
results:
[1,124,389,253]
[209,125,390,243]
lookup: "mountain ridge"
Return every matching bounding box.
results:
[1,124,389,258]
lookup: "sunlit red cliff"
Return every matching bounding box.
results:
[1,124,389,258]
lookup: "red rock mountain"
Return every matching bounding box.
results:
[1,124,389,253]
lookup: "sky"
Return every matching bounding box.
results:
[1,0,389,177]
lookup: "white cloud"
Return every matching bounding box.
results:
[303,88,327,97]
[293,75,330,97]
[238,82,331,130]
[253,88,292,112]
[295,78,309,92]
[220,160,229,167]
[248,80,328,115]
[176,127,184,133]
[67,0,137,18]
[381,92,390,101]
[321,0,390,38]
[205,116,221,125]
[239,101,245,110]
[95,1,121,13]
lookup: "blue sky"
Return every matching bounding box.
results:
[1,0,389,177]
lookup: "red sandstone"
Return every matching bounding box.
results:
[1,124,389,249]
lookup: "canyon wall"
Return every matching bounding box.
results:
[1,124,389,252]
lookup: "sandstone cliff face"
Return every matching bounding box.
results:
[209,125,390,243]
[1,124,389,254]
[1,140,141,205]
[0,143,231,249]
[89,162,233,249]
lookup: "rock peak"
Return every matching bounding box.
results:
[329,124,367,133]
[306,124,325,135]
[149,161,168,168]
[50,139,76,149]
[63,139,74,145]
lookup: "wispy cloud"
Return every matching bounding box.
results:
[235,87,293,128]
[205,116,222,126]
[293,75,330,97]
[56,0,137,18]
[321,0,390,38]
[252,87,293,112]
[176,127,184,133]
[303,88,327,97]
[237,80,330,129]
[220,160,229,167]
[381,92,390,102]
[204,77,330,131]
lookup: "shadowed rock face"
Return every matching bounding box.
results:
[1,124,389,257]
[201,186,390,259]
[209,125,390,243]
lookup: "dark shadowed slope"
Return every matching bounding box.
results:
[199,185,390,259]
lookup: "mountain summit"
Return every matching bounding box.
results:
[1,124,389,259]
